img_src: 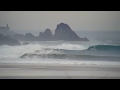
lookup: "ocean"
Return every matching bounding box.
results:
[0,31,120,67]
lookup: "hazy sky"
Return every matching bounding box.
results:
[0,11,120,34]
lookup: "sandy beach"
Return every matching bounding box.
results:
[0,63,120,79]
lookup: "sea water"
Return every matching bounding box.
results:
[0,31,120,67]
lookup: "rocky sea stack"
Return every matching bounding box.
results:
[39,29,53,41]
[54,23,82,41]
[0,34,21,46]
[13,23,89,41]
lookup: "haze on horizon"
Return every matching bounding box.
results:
[0,11,120,35]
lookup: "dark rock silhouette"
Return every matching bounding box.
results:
[39,29,53,41]
[13,23,89,41]
[0,23,89,46]
[44,29,52,38]
[39,32,44,38]
[25,33,36,41]
[0,34,21,46]
[54,23,82,41]
[14,34,25,41]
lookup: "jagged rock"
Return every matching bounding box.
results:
[11,23,89,41]
[14,34,25,41]
[39,32,44,37]
[44,29,52,37]
[53,23,81,41]
[43,29,52,40]
[39,29,52,41]
[0,34,21,46]
[25,33,36,41]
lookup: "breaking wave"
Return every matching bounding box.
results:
[88,45,120,51]
[1,43,120,61]
[20,45,120,61]
[20,53,120,61]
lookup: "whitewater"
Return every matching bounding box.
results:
[0,40,120,67]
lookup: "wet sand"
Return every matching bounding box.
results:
[0,63,120,79]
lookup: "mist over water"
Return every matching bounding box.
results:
[0,31,120,67]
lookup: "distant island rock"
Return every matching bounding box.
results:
[14,34,25,41]
[54,23,87,41]
[0,23,89,46]
[25,33,36,41]
[13,23,89,41]
[0,34,21,46]
[39,29,53,41]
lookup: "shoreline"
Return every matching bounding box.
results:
[0,63,120,79]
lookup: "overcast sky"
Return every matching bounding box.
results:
[0,11,120,34]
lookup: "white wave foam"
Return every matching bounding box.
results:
[56,44,88,50]
[0,44,43,59]
[0,43,87,59]
[0,43,89,61]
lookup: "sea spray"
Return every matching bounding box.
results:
[0,41,120,67]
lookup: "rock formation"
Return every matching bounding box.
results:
[53,23,82,41]
[13,23,89,41]
[14,34,25,41]
[0,34,21,46]
[25,33,36,41]
[39,29,53,41]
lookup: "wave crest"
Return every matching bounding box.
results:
[56,44,88,50]
[20,53,120,61]
[88,45,120,51]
